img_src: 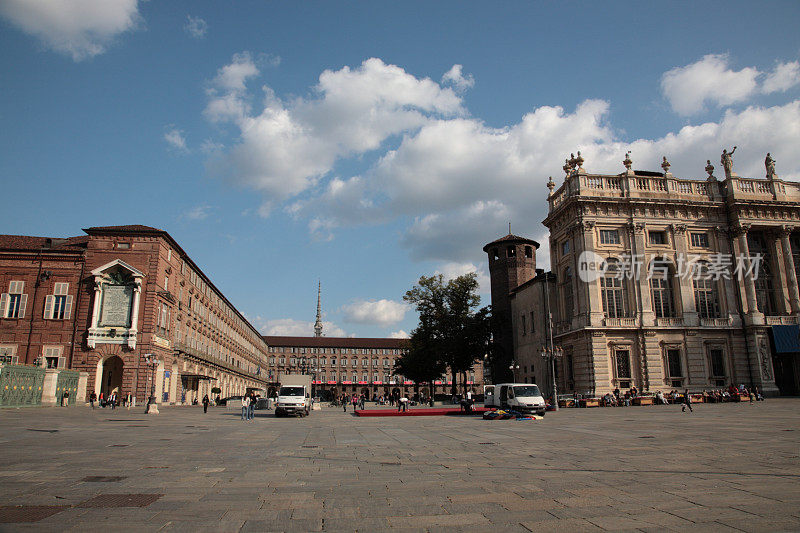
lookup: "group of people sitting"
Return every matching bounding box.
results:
[597,384,765,407]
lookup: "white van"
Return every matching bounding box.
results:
[484,383,547,416]
[275,374,312,417]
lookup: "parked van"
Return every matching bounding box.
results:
[484,383,546,416]
[275,374,312,417]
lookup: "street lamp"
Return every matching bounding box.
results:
[143,353,159,415]
[540,345,563,411]
[508,360,520,382]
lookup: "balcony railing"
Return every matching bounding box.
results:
[603,317,637,327]
[765,315,799,325]
[655,317,682,327]
[700,317,733,327]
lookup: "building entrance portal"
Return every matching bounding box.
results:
[100,356,123,397]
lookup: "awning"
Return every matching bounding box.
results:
[180,373,215,381]
[771,324,800,354]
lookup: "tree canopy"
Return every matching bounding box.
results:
[397,273,490,395]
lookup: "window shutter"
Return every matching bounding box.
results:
[64,295,73,320]
[44,295,54,319]
[10,355,18,364]
[18,294,27,318]
[0,294,8,318]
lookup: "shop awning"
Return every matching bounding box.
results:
[771,324,800,354]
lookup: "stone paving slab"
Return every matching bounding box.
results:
[0,399,799,531]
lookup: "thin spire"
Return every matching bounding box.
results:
[508,222,512,234]
[314,280,323,337]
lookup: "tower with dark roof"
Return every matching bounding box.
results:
[483,233,539,382]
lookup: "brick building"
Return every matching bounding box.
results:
[486,151,800,400]
[263,336,485,400]
[0,225,270,405]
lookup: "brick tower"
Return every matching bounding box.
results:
[483,233,539,382]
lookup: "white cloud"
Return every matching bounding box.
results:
[661,54,759,116]
[389,330,410,339]
[204,57,464,214]
[202,57,800,272]
[0,0,141,61]
[184,15,207,39]
[342,299,409,327]
[164,127,188,152]
[255,317,346,337]
[183,205,214,221]
[441,64,474,92]
[763,61,800,94]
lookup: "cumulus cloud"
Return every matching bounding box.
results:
[184,15,207,39]
[433,262,491,296]
[763,60,800,94]
[204,56,464,214]
[164,127,188,152]
[203,57,800,271]
[256,317,347,337]
[342,299,409,327]
[441,64,474,92]
[389,330,410,339]
[661,54,760,116]
[0,0,141,61]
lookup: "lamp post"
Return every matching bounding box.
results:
[508,360,520,382]
[144,353,159,415]
[540,345,563,411]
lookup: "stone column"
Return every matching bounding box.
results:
[77,371,88,404]
[41,369,59,406]
[735,225,763,324]
[718,229,741,326]
[779,226,800,315]
[579,220,605,326]
[629,222,653,326]
[672,223,699,326]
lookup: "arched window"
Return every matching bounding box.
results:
[649,258,675,318]
[562,267,574,319]
[692,261,720,319]
[601,259,626,318]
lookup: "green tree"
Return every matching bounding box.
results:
[392,324,447,404]
[403,273,490,396]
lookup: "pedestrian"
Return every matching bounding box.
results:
[241,395,250,421]
[62,389,69,407]
[358,394,365,410]
[99,391,105,408]
[342,394,347,412]
[351,394,358,411]
[202,394,210,414]
[400,395,408,412]
[248,393,256,420]
[109,392,116,410]
[681,389,693,413]
[89,391,96,409]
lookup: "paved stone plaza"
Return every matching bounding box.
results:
[1,400,799,532]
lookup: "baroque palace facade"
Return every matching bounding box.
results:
[0,225,270,405]
[487,151,800,399]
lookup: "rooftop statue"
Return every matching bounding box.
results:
[623,151,632,171]
[721,146,737,178]
[661,156,671,173]
[575,151,584,170]
[705,160,715,179]
[765,152,777,180]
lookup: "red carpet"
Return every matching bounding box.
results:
[354,407,492,417]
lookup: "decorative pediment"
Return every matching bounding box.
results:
[91,259,145,279]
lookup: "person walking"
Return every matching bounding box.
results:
[202,394,210,414]
[109,392,116,410]
[99,391,105,408]
[342,394,347,412]
[241,395,250,421]
[89,391,96,409]
[681,389,693,413]
[358,394,365,410]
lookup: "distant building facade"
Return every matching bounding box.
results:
[0,225,270,405]
[487,152,800,398]
[263,336,485,399]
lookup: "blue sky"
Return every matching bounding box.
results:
[2,1,800,338]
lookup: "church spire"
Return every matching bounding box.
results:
[314,280,323,337]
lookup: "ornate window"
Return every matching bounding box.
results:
[87,260,144,349]
[614,349,632,388]
[749,232,775,314]
[0,281,27,319]
[649,258,675,318]
[664,347,683,387]
[601,259,627,318]
[693,261,720,319]
[707,347,727,386]
[600,229,620,245]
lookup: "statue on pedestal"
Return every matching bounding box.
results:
[575,151,584,170]
[623,151,632,171]
[721,146,737,178]
[705,160,715,179]
[661,156,671,174]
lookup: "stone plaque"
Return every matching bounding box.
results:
[99,285,132,327]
